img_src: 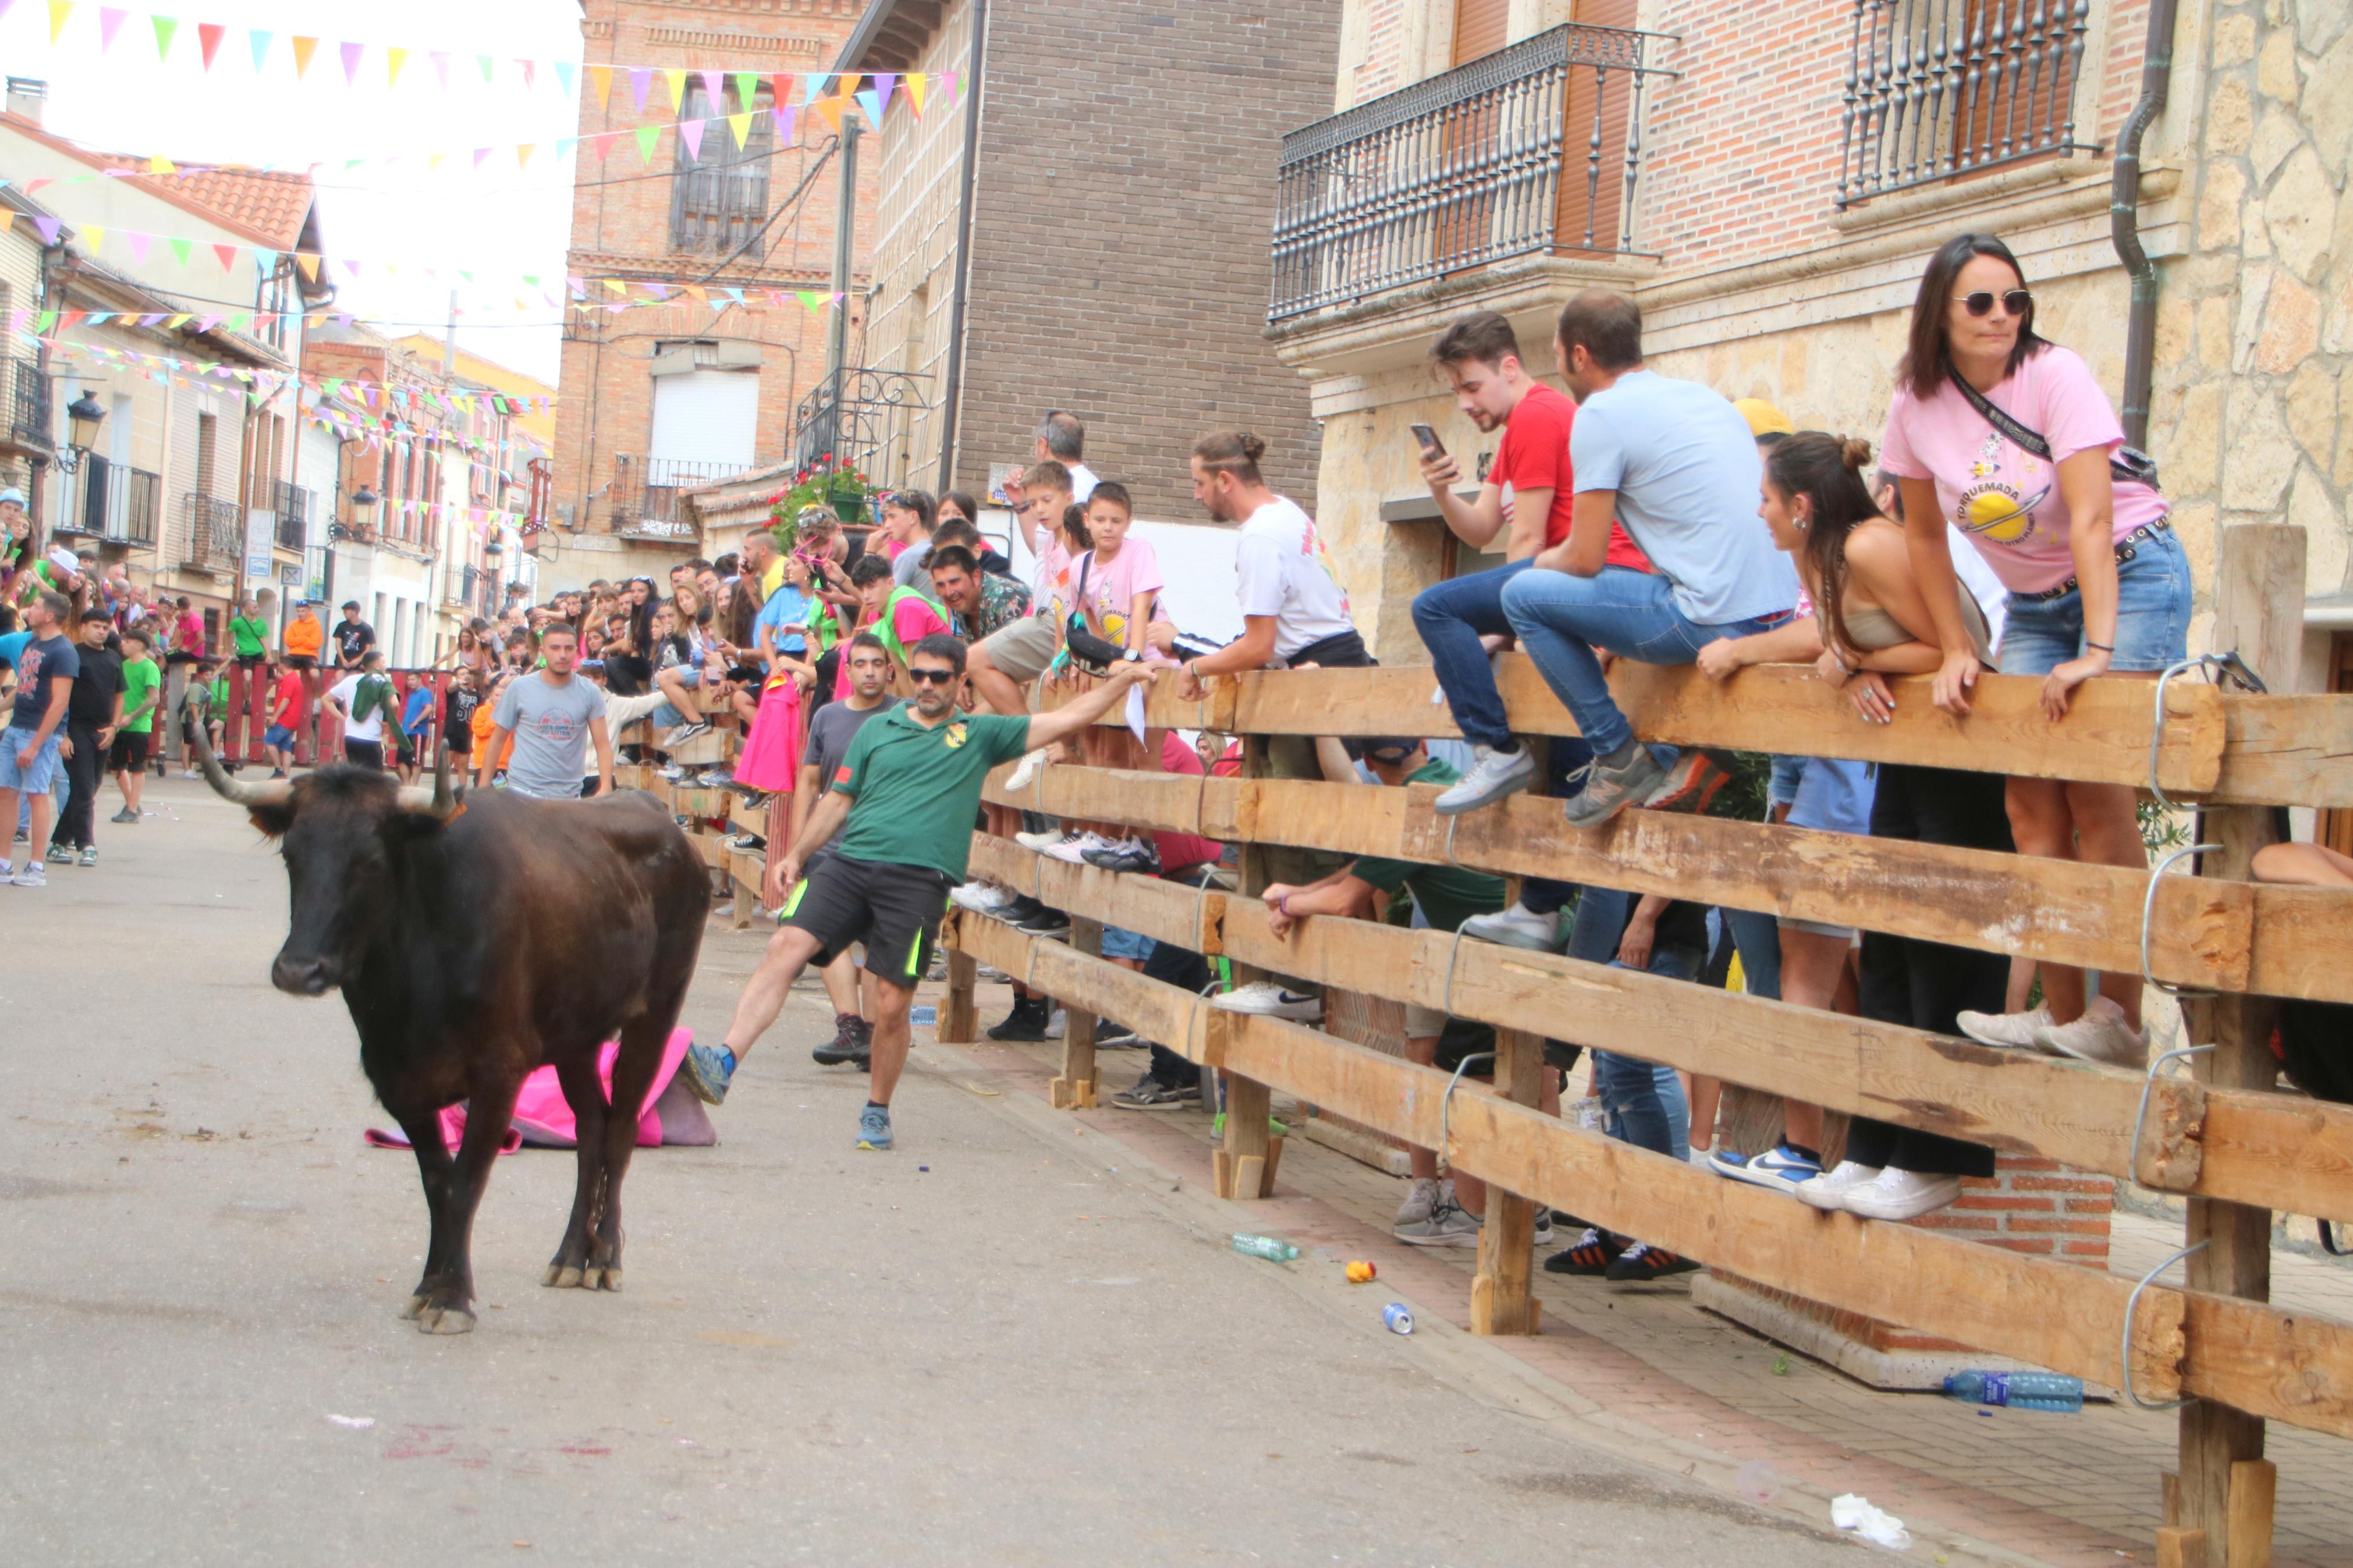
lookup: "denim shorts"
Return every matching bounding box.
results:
[1101,925,1155,963]
[0,725,63,795]
[265,724,296,749]
[1997,522,2191,676]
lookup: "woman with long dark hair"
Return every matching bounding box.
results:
[1881,232,2187,1068]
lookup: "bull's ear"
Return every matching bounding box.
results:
[247,804,294,838]
[381,810,452,847]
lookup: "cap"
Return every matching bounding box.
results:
[1733,398,1795,439]
[47,545,80,575]
[0,486,25,508]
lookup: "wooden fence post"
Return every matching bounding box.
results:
[939,944,978,1045]
[1470,1027,1544,1335]
[2178,523,2301,1567]
[1218,735,1277,1199]
[1053,917,1102,1109]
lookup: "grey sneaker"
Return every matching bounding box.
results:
[856,1103,895,1151]
[1560,745,1672,829]
[1461,900,1566,951]
[1955,1004,2053,1051]
[1432,743,1536,816]
[10,863,46,887]
[1394,1175,1445,1229]
[44,842,74,865]
[109,806,139,824]
[1110,1073,1199,1110]
[76,845,97,867]
[1395,1196,1482,1248]
[2031,997,2147,1068]
[679,1043,736,1104]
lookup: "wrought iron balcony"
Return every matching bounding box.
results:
[66,456,160,547]
[606,453,751,536]
[6,357,52,451]
[1836,0,2096,209]
[1269,23,1672,322]
[180,492,241,575]
[789,366,931,492]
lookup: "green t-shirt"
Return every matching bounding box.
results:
[1347,759,1509,933]
[229,615,269,657]
[119,656,162,733]
[828,706,1031,880]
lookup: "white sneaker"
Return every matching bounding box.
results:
[1955,1004,2053,1050]
[10,863,46,888]
[1395,1175,1445,1229]
[1795,1160,1882,1212]
[1044,1008,1067,1040]
[1395,1196,1482,1247]
[1432,742,1536,816]
[1013,827,1067,853]
[950,881,1016,914]
[1003,748,1050,793]
[2031,995,2147,1068]
[1211,982,1323,1022]
[1840,1167,1962,1221]
[1044,831,1105,865]
[1461,899,1566,952]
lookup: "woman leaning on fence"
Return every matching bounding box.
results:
[1879,231,2189,1071]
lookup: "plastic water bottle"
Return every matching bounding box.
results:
[1230,1233,1298,1263]
[1943,1370,2084,1412]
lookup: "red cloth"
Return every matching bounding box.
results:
[1499,382,1650,572]
[1152,732,1223,873]
[364,1027,694,1155]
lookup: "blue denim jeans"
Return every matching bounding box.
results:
[1566,886,1702,1160]
[1499,565,1788,759]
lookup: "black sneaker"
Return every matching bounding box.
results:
[812,1013,870,1067]
[1093,1024,1143,1049]
[1013,904,1070,937]
[1605,1242,1701,1282]
[999,894,1048,926]
[1543,1226,1627,1275]
[1110,1073,1199,1110]
[1081,837,1160,874]
[986,999,1050,1042]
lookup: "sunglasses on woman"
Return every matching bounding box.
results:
[1954,289,2032,318]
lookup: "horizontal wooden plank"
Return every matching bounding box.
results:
[966,834,2353,1221]
[983,765,2342,1002]
[2208,694,2353,807]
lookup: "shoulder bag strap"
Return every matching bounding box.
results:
[1947,367,2160,490]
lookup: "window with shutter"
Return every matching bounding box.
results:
[669,81,776,257]
[1451,0,1511,65]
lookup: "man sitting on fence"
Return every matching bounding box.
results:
[1495,290,1801,827]
[1254,736,1564,1249]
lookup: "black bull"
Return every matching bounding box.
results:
[195,736,708,1333]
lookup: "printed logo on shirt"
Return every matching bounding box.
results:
[943,721,967,749]
[1299,514,1351,614]
[533,709,581,745]
[835,764,853,786]
[1956,431,2047,545]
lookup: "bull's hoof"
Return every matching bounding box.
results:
[586,1265,623,1293]
[400,1294,428,1321]
[416,1305,476,1335]
[544,1264,584,1289]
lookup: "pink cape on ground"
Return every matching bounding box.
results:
[364,1027,711,1155]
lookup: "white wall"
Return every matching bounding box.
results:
[996,510,1244,647]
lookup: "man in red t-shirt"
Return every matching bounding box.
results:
[1408,311,1651,948]
[264,660,306,778]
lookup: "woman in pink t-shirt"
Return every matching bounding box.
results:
[1880,233,2190,1068]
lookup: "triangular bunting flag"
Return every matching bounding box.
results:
[166,236,192,266]
[773,103,798,144]
[630,67,651,114]
[664,69,686,112]
[771,72,796,105]
[936,71,958,115]
[32,310,56,333]
[428,150,448,171]
[520,58,536,90]
[633,125,660,163]
[47,1,69,45]
[871,73,897,114]
[56,310,85,330]
[253,248,274,273]
[81,224,105,250]
[555,61,574,97]
[30,216,61,244]
[211,242,237,269]
[797,290,821,311]
[678,118,704,159]
[801,71,824,105]
[294,252,319,281]
[906,73,927,116]
[603,279,627,296]
[290,35,317,76]
[683,285,707,303]
[726,112,752,150]
[387,46,408,87]
[811,94,846,134]
[474,54,492,83]
[150,13,175,59]
[555,136,576,160]
[855,87,882,126]
[127,230,150,261]
[146,153,172,173]
[196,19,222,67]
[247,27,269,70]
[340,40,363,85]
[473,147,491,168]
[429,49,449,88]
[99,6,125,49]
[590,64,612,109]
[734,70,759,110]
[516,143,535,169]
[700,69,722,109]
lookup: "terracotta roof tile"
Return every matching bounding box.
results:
[90,156,316,250]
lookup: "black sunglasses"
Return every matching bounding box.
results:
[1955,289,2032,318]
[907,667,959,685]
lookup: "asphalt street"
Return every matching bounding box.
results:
[1,777,1867,1566]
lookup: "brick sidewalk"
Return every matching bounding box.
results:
[931,992,2353,1568]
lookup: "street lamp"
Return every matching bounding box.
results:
[65,390,104,454]
[321,484,378,611]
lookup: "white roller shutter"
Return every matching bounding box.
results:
[649,369,759,470]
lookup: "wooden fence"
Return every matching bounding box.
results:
[937,524,2345,1567]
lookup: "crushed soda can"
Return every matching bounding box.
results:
[1383,1302,1414,1335]
[1345,1260,1376,1283]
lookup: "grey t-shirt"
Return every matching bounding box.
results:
[805,696,900,850]
[492,672,606,800]
[892,540,942,603]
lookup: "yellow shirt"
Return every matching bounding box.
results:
[760,557,785,599]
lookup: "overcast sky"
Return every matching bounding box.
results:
[2,0,585,382]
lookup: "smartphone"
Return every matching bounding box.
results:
[1410,422,1446,458]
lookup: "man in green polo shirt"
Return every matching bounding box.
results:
[683,632,1159,1151]
[108,628,162,823]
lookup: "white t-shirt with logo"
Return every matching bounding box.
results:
[329,674,384,742]
[1232,496,1353,659]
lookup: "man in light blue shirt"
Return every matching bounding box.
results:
[1499,289,1800,827]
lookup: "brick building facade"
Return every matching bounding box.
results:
[839,0,1344,523]
[546,0,876,589]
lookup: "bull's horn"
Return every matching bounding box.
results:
[190,721,292,809]
[393,741,463,820]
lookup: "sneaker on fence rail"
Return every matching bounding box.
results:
[1560,744,1673,829]
[986,996,1051,1041]
[1211,981,1323,1022]
[1395,1195,1483,1248]
[855,1103,894,1152]
[1795,1160,1882,1212]
[812,1013,871,1068]
[661,720,711,749]
[950,880,1015,915]
[1954,1003,2054,1050]
[1708,1143,1823,1196]
[1839,1166,1962,1220]
[1014,827,1068,853]
[1605,1242,1701,1282]
[1110,1073,1198,1111]
[1081,836,1160,874]
[1394,1175,1446,1231]
[2030,995,2148,1068]
[1003,747,1050,794]
[1432,742,1537,816]
[1460,899,1567,952]
[1093,1023,1143,1049]
[1044,831,1107,865]
[1012,902,1071,938]
[1643,748,1735,815]
[1543,1226,1626,1275]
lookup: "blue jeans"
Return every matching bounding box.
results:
[1997,522,2191,675]
[1566,886,1701,1160]
[1500,566,1787,759]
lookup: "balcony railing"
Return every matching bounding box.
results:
[1836,0,2096,209]
[180,492,240,575]
[272,479,310,550]
[1269,23,1672,322]
[66,456,160,547]
[6,357,52,450]
[790,367,931,498]
[606,453,753,535]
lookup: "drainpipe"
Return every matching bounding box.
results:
[2110,0,2179,450]
[932,0,989,494]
